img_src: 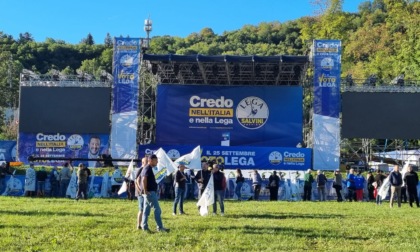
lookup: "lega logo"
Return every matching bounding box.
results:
[268,151,282,165]
[236,96,269,129]
[120,55,134,67]
[320,57,334,70]
[67,134,84,150]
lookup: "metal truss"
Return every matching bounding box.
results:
[19,72,112,88]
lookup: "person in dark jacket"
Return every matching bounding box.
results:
[333,170,343,202]
[195,161,211,200]
[366,171,375,201]
[316,170,327,201]
[36,166,48,197]
[403,165,419,207]
[212,164,226,216]
[173,164,187,215]
[303,169,314,201]
[268,171,280,201]
[235,169,245,200]
[252,170,262,200]
[389,165,403,208]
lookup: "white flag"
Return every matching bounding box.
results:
[197,173,215,216]
[154,148,177,184]
[174,146,201,169]
[378,176,390,200]
[66,169,77,199]
[101,171,110,198]
[118,160,134,195]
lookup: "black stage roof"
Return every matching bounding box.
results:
[142,54,309,86]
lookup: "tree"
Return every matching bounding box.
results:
[80,33,95,45]
[104,33,113,48]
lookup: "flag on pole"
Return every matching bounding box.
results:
[66,169,77,199]
[378,176,390,200]
[197,173,214,216]
[154,148,177,184]
[118,160,134,195]
[174,145,201,169]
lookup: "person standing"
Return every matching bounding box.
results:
[235,169,245,200]
[403,165,419,208]
[366,171,375,201]
[36,166,48,197]
[316,170,327,201]
[49,166,60,197]
[184,168,195,200]
[374,170,386,205]
[303,169,314,201]
[389,165,403,208]
[141,154,169,233]
[346,169,356,202]
[252,170,262,200]
[0,162,12,194]
[355,171,365,201]
[212,164,226,216]
[268,171,280,201]
[135,157,147,230]
[24,163,36,197]
[59,162,72,197]
[195,161,211,200]
[173,164,187,215]
[76,163,90,200]
[333,170,343,202]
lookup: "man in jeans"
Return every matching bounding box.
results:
[212,164,225,216]
[141,155,169,233]
[389,165,403,208]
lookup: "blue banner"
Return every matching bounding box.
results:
[312,40,341,170]
[138,144,311,170]
[112,38,140,114]
[313,40,341,118]
[18,133,109,167]
[156,85,302,147]
[0,140,17,162]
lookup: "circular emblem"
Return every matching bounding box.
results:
[321,57,334,70]
[120,55,134,67]
[67,134,84,150]
[236,96,269,129]
[167,149,181,160]
[269,151,282,165]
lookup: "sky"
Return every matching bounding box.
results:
[1,0,367,44]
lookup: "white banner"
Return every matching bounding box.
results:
[110,111,138,163]
[313,114,340,170]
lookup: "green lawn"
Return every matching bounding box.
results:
[1,197,419,251]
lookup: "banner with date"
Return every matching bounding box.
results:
[138,144,311,170]
[18,133,109,167]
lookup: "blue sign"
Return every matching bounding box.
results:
[138,144,312,170]
[0,140,17,162]
[112,38,140,113]
[156,85,303,147]
[18,133,109,167]
[313,40,341,118]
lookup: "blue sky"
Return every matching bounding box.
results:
[1,0,367,44]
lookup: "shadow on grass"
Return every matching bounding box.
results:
[227,213,344,220]
[218,225,369,241]
[0,210,106,217]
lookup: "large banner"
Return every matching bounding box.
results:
[138,144,311,170]
[312,40,341,170]
[110,38,141,161]
[0,140,17,162]
[156,85,302,147]
[18,133,109,167]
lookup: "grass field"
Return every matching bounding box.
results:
[1,197,420,252]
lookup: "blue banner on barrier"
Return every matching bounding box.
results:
[18,133,109,167]
[138,144,311,170]
[0,140,17,162]
[112,38,140,114]
[156,85,303,147]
